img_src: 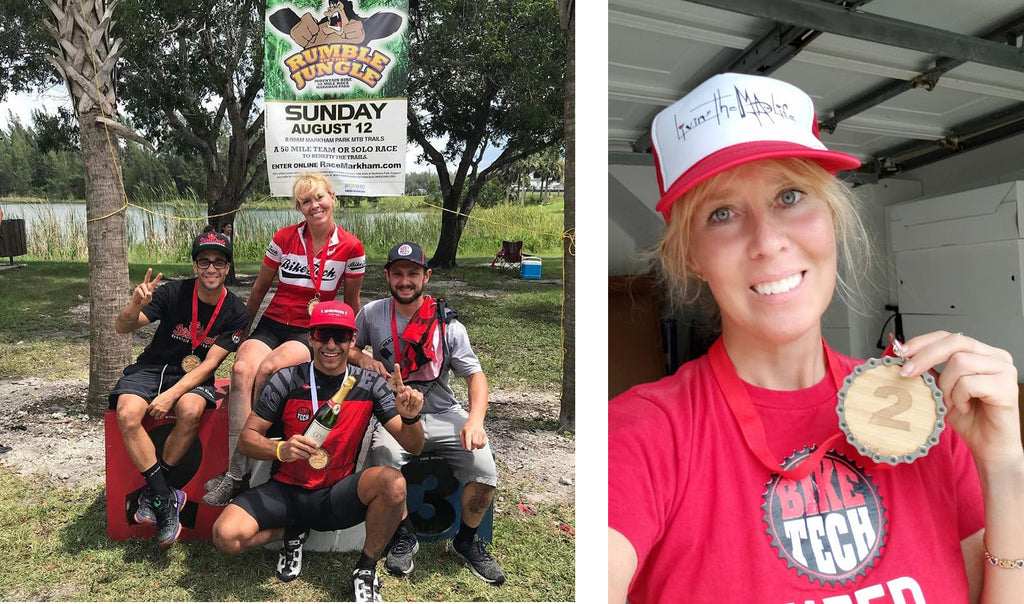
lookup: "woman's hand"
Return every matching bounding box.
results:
[900,331,1022,468]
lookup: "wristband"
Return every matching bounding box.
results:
[276,441,285,462]
[401,414,422,425]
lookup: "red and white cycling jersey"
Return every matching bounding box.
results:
[262,222,366,327]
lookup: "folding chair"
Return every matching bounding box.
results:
[490,240,524,271]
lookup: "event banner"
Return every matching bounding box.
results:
[265,0,409,197]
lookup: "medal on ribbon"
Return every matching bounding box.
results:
[183,280,227,373]
[836,335,946,465]
[304,225,334,316]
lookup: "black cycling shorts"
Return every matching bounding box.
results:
[247,315,312,352]
[108,364,217,410]
[232,471,367,532]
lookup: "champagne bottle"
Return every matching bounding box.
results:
[304,374,357,446]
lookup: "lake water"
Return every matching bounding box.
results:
[0,202,422,243]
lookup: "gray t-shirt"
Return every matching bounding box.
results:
[355,297,482,414]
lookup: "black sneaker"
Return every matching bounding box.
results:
[352,567,382,602]
[276,531,307,582]
[384,526,419,576]
[153,488,186,547]
[202,474,246,506]
[134,487,156,526]
[453,538,506,586]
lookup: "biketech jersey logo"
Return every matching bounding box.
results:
[296,406,312,422]
[762,448,886,586]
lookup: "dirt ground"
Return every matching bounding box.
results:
[0,378,573,506]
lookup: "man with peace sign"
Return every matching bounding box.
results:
[110,232,249,546]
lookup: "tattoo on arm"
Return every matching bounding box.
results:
[116,314,138,330]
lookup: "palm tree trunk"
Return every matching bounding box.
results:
[559,5,575,433]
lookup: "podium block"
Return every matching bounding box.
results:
[404,453,493,543]
[104,378,230,541]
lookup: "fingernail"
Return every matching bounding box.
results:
[900,361,915,377]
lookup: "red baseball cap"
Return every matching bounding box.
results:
[308,301,357,331]
[651,73,861,223]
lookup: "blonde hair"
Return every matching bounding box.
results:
[292,172,336,207]
[655,158,876,315]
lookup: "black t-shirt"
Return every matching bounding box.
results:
[135,278,249,366]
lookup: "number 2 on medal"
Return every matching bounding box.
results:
[869,386,912,432]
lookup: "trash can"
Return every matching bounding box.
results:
[0,219,27,263]
[520,256,542,280]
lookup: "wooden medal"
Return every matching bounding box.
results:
[836,356,946,465]
[308,447,329,470]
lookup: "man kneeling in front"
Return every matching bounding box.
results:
[212,301,424,602]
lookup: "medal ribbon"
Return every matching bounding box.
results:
[303,224,335,300]
[391,300,412,378]
[189,281,227,354]
[708,337,846,482]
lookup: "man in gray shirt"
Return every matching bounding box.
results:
[350,241,505,586]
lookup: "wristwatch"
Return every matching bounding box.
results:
[401,414,422,425]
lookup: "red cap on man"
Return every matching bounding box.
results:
[308,301,357,331]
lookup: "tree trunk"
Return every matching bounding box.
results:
[81,109,132,415]
[46,0,132,415]
[559,7,575,433]
[431,197,469,269]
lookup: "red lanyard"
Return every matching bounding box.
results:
[190,282,227,353]
[708,337,845,482]
[303,224,335,297]
[390,300,411,372]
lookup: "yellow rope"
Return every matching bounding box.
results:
[416,197,575,253]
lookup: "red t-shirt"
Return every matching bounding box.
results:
[609,338,984,604]
[262,222,366,328]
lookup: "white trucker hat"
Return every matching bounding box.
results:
[651,72,861,222]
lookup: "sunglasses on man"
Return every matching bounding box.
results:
[310,328,354,344]
[195,258,229,269]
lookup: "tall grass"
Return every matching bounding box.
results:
[21,197,565,262]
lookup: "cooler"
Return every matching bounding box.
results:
[520,256,542,280]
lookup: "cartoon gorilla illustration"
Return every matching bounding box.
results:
[270,0,403,48]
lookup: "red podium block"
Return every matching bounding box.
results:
[104,378,231,541]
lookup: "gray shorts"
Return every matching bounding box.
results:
[369,407,498,487]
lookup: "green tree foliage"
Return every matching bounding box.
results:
[407,0,566,267]
[0,119,38,196]
[115,0,265,228]
[0,0,55,100]
[405,170,441,195]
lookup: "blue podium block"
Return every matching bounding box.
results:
[402,453,493,542]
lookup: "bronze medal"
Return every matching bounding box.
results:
[307,296,320,316]
[181,354,201,373]
[308,447,329,470]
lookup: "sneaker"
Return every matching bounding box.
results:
[202,475,246,506]
[204,471,227,493]
[153,488,186,547]
[384,526,419,577]
[133,487,156,526]
[453,538,506,586]
[276,531,307,582]
[352,567,382,602]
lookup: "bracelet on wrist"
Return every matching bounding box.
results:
[401,414,422,425]
[985,549,1024,569]
[275,441,285,462]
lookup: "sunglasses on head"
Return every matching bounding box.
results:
[310,328,353,344]
[195,258,229,269]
